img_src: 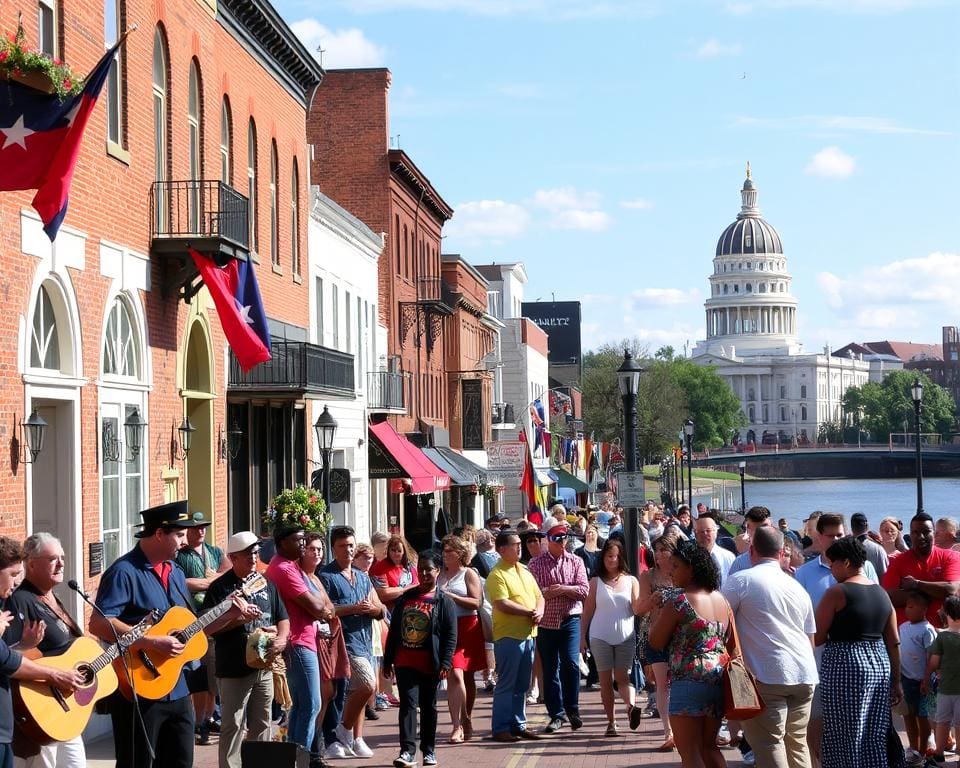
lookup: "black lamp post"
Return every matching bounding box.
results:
[314,405,338,550]
[911,378,924,514]
[684,419,695,508]
[617,350,642,575]
[738,460,746,514]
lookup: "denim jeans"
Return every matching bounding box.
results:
[491,637,535,735]
[319,677,347,750]
[536,616,581,720]
[286,644,321,751]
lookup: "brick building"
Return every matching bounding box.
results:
[0,0,321,620]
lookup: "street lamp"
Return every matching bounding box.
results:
[738,460,746,514]
[314,405,338,547]
[20,408,48,464]
[174,416,195,461]
[684,419,695,509]
[617,350,642,575]
[911,378,924,514]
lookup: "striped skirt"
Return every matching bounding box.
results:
[820,639,898,768]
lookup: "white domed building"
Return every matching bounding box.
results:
[692,166,870,446]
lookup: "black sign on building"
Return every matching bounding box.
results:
[521,300,583,386]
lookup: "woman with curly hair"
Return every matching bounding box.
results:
[649,538,735,768]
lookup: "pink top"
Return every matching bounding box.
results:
[266,555,318,651]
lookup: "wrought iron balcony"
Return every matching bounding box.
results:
[491,402,516,429]
[367,370,408,412]
[229,340,355,397]
[416,277,455,315]
[150,179,249,257]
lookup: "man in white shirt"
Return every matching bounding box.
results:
[694,514,735,584]
[722,526,818,768]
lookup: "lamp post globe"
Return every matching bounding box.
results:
[683,419,695,508]
[911,378,924,514]
[616,350,643,575]
[314,405,339,548]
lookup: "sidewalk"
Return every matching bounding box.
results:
[86,684,730,768]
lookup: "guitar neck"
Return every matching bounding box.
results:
[180,598,235,640]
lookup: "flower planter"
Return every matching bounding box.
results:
[0,68,55,94]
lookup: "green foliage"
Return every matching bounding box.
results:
[262,485,330,534]
[1,25,84,99]
[841,370,956,441]
[817,419,844,444]
[581,338,746,459]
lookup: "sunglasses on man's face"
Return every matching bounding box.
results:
[547,534,568,543]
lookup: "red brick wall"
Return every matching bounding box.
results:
[0,1,312,586]
[521,319,550,356]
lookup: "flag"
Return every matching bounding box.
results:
[189,248,271,371]
[518,428,536,511]
[0,41,120,239]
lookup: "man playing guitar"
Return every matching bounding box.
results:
[90,501,257,768]
[5,532,86,768]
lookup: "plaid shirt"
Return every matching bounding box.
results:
[527,549,589,630]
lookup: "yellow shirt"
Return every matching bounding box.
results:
[485,559,542,641]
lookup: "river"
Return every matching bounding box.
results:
[694,476,960,533]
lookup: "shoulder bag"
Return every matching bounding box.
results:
[722,608,764,720]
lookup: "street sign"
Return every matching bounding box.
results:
[616,471,646,506]
[486,442,525,486]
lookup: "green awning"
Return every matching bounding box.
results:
[551,466,589,493]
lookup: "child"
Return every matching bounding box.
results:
[901,591,937,762]
[922,594,960,764]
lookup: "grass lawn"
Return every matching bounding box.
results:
[642,465,746,481]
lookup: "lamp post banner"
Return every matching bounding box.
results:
[616,472,645,507]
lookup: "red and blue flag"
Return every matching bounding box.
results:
[189,248,272,372]
[0,41,119,240]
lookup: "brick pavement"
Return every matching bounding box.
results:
[87,684,755,767]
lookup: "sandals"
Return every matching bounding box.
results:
[657,739,676,751]
[605,722,619,737]
[449,727,464,744]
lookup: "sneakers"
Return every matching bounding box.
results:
[483,679,496,692]
[544,717,564,734]
[384,693,401,707]
[568,712,583,731]
[365,705,379,721]
[905,749,926,768]
[375,693,391,711]
[742,750,756,766]
[352,738,373,758]
[324,743,351,760]
[393,752,416,768]
[717,724,732,746]
[578,655,590,676]
[628,704,643,731]
[334,724,355,752]
[423,754,437,766]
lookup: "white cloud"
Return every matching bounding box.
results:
[290,19,386,68]
[550,210,612,231]
[620,198,654,210]
[628,288,701,307]
[816,251,960,337]
[804,146,856,178]
[444,200,530,241]
[695,38,742,58]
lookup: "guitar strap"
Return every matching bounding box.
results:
[45,593,82,638]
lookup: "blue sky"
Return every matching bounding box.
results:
[281,0,960,355]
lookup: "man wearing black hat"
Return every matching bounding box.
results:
[91,500,251,768]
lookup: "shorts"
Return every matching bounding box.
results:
[644,644,669,665]
[935,692,960,726]
[590,637,635,673]
[669,678,724,719]
[902,675,936,718]
[348,654,376,694]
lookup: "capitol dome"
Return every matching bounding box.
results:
[715,163,783,256]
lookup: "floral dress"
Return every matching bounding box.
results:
[667,592,729,716]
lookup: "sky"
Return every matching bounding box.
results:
[278,0,960,355]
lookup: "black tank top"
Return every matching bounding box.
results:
[828,582,892,642]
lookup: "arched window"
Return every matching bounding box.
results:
[31,284,61,370]
[291,159,300,276]
[247,119,258,252]
[188,60,202,230]
[745,283,752,292]
[102,295,142,379]
[152,28,168,233]
[220,97,232,184]
[270,140,279,266]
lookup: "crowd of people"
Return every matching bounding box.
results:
[2,499,960,768]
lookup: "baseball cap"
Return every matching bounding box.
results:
[546,525,568,542]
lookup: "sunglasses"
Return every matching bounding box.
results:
[547,534,568,542]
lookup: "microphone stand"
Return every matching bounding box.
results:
[68,579,155,763]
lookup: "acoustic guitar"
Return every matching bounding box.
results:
[13,610,159,744]
[118,571,267,700]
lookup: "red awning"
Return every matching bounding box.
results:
[368,421,451,494]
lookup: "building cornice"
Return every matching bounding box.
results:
[388,149,454,222]
[310,187,384,261]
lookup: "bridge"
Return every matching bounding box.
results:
[693,444,960,479]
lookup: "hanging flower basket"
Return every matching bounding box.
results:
[261,485,331,535]
[1,25,83,100]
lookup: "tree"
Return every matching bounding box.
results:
[841,371,956,441]
[666,359,746,451]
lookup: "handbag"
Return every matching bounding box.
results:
[722,610,764,720]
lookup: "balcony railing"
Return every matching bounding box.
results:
[367,370,407,411]
[150,180,249,250]
[416,277,456,313]
[229,340,355,396]
[491,402,516,428]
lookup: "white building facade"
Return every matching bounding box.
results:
[308,190,384,542]
[692,167,869,445]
